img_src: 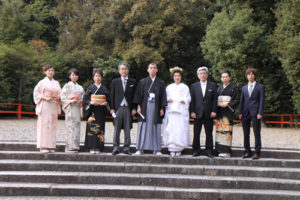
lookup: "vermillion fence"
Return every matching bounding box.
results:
[0,103,299,128]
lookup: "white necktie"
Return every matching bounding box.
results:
[201,83,206,97]
[249,84,253,97]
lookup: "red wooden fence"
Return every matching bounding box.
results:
[0,103,299,127]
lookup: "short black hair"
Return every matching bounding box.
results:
[220,70,231,77]
[68,68,79,76]
[93,68,103,77]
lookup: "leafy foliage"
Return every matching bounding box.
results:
[271,1,300,112]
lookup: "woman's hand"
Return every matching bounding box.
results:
[101,102,107,106]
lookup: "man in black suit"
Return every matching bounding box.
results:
[110,62,137,155]
[190,66,218,158]
[239,68,265,160]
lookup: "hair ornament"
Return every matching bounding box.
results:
[169,66,183,73]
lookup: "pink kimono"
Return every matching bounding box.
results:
[33,77,61,149]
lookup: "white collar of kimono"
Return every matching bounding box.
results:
[94,83,101,88]
[45,77,54,82]
[70,81,77,85]
[150,76,156,82]
[223,83,230,88]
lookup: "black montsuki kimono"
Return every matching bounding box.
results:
[215,83,239,154]
[133,76,167,124]
[83,84,110,151]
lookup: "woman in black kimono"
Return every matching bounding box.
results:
[215,70,239,158]
[84,69,109,154]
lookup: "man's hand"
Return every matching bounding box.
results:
[211,112,216,118]
[239,114,242,119]
[137,105,141,114]
[191,112,196,119]
[160,109,164,117]
[257,114,262,119]
[110,109,115,115]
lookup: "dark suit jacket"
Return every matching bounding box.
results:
[110,77,137,111]
[240,82,265,117]
[190,81,218,119]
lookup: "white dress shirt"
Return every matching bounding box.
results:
[200,81,207,97]
[248,81,256,97]
[120,77,128,106]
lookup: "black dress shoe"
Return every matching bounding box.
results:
[251,153,260,160]
[192,151,200,157]
[112,150,119,155]
[242,153,252,159]
[123,150,132,155]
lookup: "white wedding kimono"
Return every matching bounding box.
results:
[163,83,191,152]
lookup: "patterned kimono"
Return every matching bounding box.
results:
[33,77,61,149]
[61,81,85,151]
[83,84,109,150]
[215,83,239,154]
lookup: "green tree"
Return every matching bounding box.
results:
[271,1,300,112]
[56,0,215,86]
[0,40,40,104]
[0,0,64,105]
[201,2,294,113]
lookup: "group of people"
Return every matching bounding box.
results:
[33,62,265,160]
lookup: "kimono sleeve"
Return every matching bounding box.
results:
[61,84,71,108]
[133,80,143,105]
[33,80,43,105]
[228,85,239,110]
[182,85,191,105]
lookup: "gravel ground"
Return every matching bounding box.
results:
[0,119,299,150]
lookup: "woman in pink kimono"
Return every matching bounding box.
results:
[61,68,84,153]
[33,64,61,153]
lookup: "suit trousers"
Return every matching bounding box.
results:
[242,113,262,154]
[193,117,214,153]
[113,106,131,151]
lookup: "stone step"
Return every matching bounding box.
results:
[1,151,300,168]
[0,197,156,200]
[1,182,300,200]
[1,159,300,180]
[1,171,300,191]
[1,142,300,159]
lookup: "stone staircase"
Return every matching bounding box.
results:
[0,142,300,199]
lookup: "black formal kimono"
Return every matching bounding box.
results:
[83,84,109,151]
[133,76,167,151]
[134,77,167,124]
[215,83,239,154]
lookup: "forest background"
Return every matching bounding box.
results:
[0,0,299,114]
